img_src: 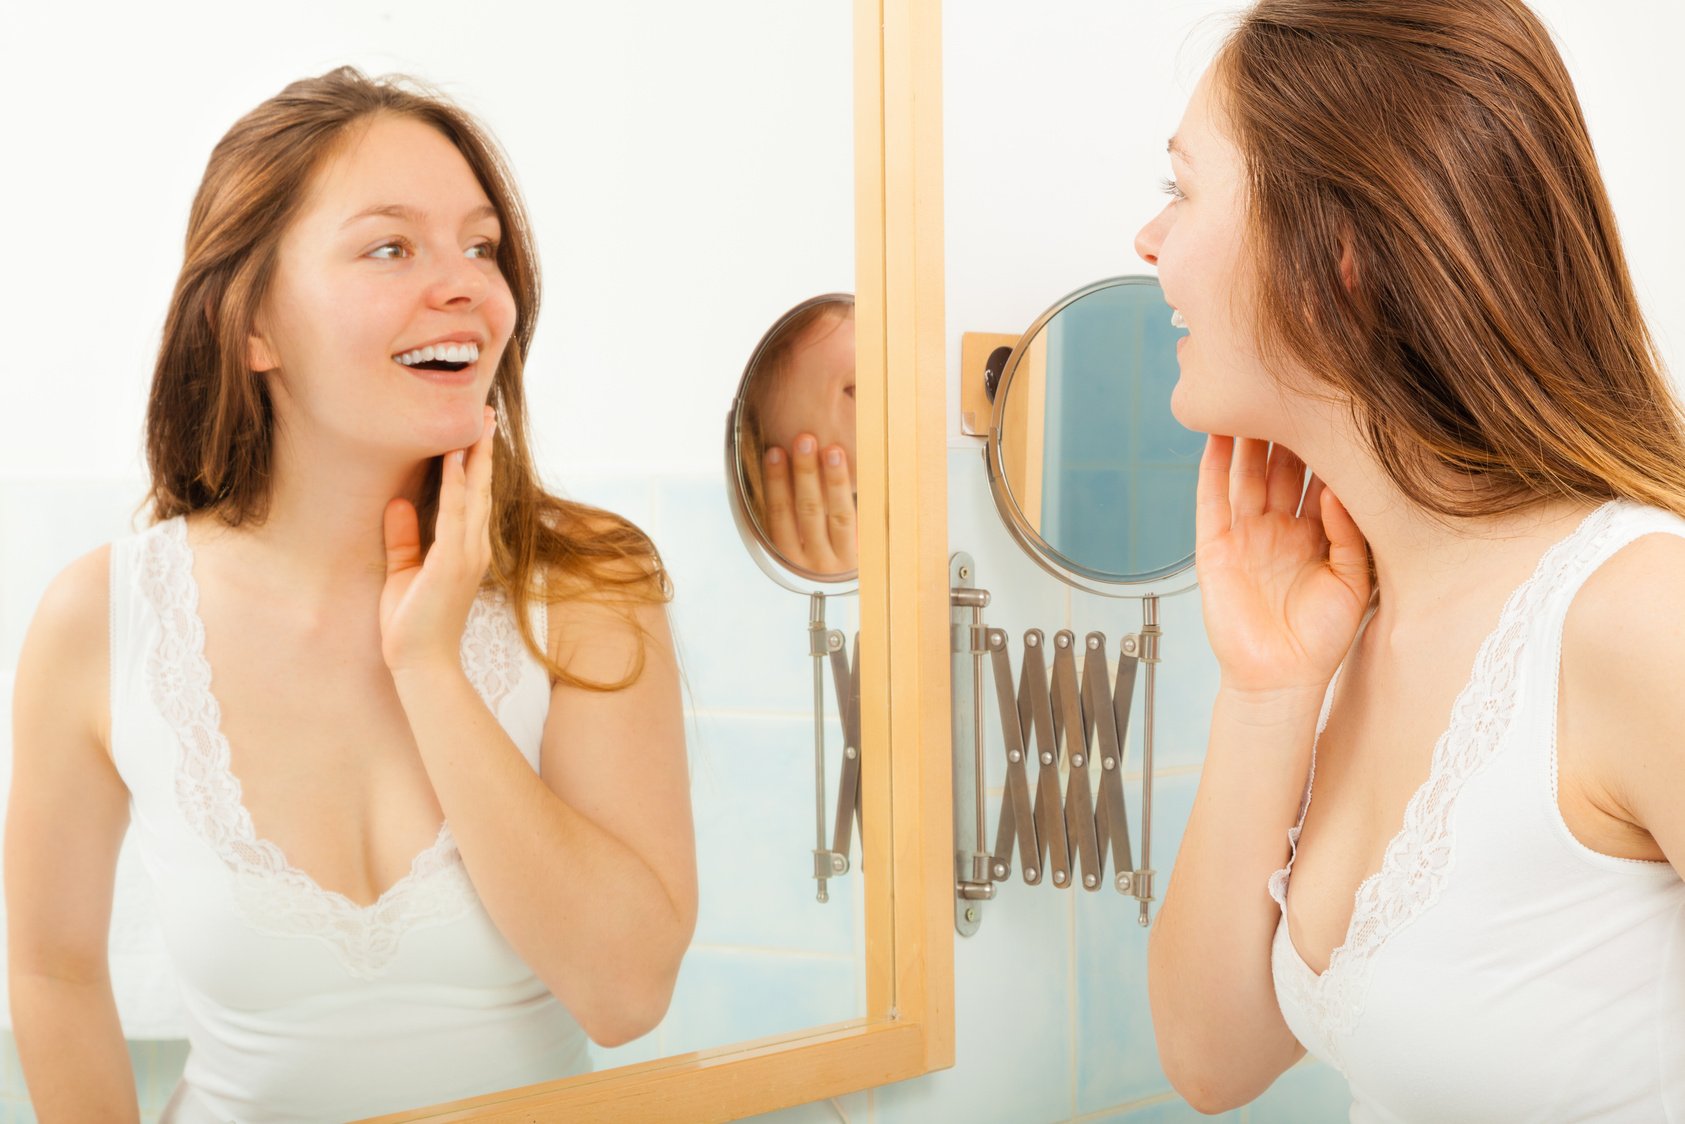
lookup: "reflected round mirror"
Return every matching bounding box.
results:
[727,294,859,592]
[986,275,1201,596]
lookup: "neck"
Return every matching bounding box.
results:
[1283,410,1601,651]
[198,423,434,603]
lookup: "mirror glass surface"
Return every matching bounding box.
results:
[992,276,1200,586]
[729,294,860,587]
[1,0,867,1116]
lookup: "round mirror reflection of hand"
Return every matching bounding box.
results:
[761,435,857,575]
[734,296,859,581]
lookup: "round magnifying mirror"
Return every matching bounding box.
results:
[726,293,859,594]
[986,276,1201,597]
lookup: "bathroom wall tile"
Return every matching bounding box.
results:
[688,712,861,955]
[656,946,858,1058]
[588,1021,671,1072]
[1073,772,1199,1114]
[741,1089,869,1124]
[1070,586,1218,775]
[550,470,660,544]
[1245,1058,1351,1124]
[0,476,148,671]
[656,473,855,715]
[1083,1094,1239,1123]
[874,873,1074,1124]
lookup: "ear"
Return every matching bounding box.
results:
[1338,241,1359,293]
[246,327,279,374]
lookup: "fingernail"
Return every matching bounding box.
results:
[796,435,816,455]
[766,447,784,465]
[453,449,466,465]
[826,448,842,467]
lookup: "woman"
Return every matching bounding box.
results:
[6,68,696,1122]
[1136,1,1683,1119]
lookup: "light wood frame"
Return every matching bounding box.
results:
[368,0,952,1119]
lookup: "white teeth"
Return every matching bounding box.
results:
[1171,309,1188,329]
[394,342,481,366]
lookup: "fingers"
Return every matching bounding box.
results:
[1264,443,1306,514]
[1321,486,1371,594]
[1195,434,1234,547]
[821,444,857,570]
[1231,437,1269,517]
[1302,473,1328,534]
[462,407,496,557]
[383,497,422,576]
[762,446,803,562]
[788,434,834,569]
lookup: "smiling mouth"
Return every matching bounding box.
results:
[394,341,481,373]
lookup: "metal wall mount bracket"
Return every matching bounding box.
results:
[808,592,862,903]
[949,554,1162,935]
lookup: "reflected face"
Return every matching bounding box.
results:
[251,114,516,458]
[1133,65,1288,441]
[757,309,857,487]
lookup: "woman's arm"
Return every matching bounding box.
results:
[6,547,139,1119]
[1147,436,1372,1112]
[1560,533,1685,883]
[388,594,694,1047]
[379,411,694,1046]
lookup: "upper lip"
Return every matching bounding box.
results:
[394,331,485,353]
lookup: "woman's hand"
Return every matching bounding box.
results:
[762,433,857,574]
[1195,435,1372,698]
[380,406,497,673]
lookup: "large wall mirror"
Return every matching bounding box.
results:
[1,1,951,1120]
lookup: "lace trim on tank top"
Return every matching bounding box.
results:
[138,517,524,978]
[1268,500,1623,1065]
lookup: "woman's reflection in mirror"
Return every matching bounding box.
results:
[741,299,858,575]
[5,67,697,1121]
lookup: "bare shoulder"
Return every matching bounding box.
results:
[1566,529,1685,673]
[1561,528,1685,865]
[16,543,114,748]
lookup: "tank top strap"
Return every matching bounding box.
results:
[1526,499,1685,642]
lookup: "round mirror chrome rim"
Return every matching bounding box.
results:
[985,275,1199,599]
[725,292,859,596]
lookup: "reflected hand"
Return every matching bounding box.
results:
[380,406,497,673]
[1194,435,1372,698]
[763,433,857,574]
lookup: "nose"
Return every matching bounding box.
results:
[1134,205,1170,267]
[425,249,490,310]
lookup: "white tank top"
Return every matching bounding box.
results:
[1268,498,1685,1122]
[110,516,590,1124]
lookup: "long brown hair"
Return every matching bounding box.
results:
[144,66,669,689]
[1213,0,1685,521]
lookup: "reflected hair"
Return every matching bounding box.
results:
[1213,0,1685,520]
[144,66,669,690]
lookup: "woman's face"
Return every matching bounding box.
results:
[250,113,516,459]
[758,310,857,485]
[1134,65,1294,442]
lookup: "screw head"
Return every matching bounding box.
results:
[1087,636,1100,650]
[1026,633,1040,647]
[990,634,1005,649]
[993,862,1008,878]
[964,906,978,923]
[846,746,858,759]
[1072,754,1085,768]
[1026,867,1039,880]
[1084,874,1098,888]
[832,856,847,873]
[1104,756,1116,770]
[1040,752,1053,765]
[959,565,971,580]
[1055,634,1070,649]
[1009,750,1022,763]
[1053,870,1067,885]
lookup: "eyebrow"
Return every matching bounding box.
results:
[339,202,500,229]
[1167,137,1195,165]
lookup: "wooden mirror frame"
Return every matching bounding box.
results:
[370,0,952,1119]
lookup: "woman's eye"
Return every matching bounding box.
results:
[1159,176,1186,202]
[466,241,499,260]
[368,240,411,260]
